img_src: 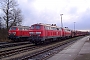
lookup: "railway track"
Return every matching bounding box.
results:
[0,36,85,60]
[0,43,36,59]
[0,42,49,59]
[30,38,78,60]
[0,41,30,49]
[0,42,7,45]
[21,36,83,60]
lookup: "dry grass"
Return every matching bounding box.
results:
[0,29,11,42]
[0,39,11,42]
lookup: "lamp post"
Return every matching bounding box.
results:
[60,14,63,28]
[74,22,76,32]
[74,22,76,35]
[60,14,63,37]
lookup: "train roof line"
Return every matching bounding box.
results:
[11,26,30,28]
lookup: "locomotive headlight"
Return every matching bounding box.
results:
[9,32,11,34]
[36,32,41,34]
[9,32,11,35]
[12,32,16,35]
[29,32,34,34]
[29,32,41,35]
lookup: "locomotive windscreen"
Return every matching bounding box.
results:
[31,25,41,29]
[10,27,17,30]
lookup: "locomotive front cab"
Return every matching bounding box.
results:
[8,26,19,40]
[29,24,45,44]
[9,26,30,41]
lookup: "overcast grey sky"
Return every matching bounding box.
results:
[2,0,90,31]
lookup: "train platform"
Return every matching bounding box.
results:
[48,36,90,60]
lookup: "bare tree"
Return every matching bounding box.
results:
[9,8,23,28]
[0,17,2,29]
[0,0,23,30]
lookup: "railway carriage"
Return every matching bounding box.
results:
[62,27,72,38]
[8,26,30,41]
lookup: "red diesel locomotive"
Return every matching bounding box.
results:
[28,23,73,44]
[8,26,30,41]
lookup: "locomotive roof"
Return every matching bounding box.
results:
[33,23,58,28]
[11,26,30,28]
